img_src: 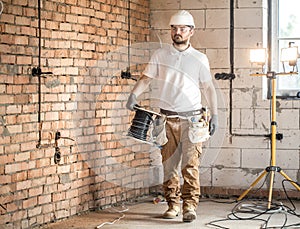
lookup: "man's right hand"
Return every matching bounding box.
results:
[126,93,137,111]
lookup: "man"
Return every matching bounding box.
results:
[126,10,218,222]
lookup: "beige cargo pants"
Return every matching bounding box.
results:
[161,117,202,211]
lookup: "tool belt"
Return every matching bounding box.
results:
[160,108,203,117]
[160,108,210,143]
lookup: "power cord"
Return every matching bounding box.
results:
[96,204,128,228]
[0,1,3,15]
[206,178,300,228]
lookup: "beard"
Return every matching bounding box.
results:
[172,34,188,45]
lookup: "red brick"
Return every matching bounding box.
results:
[13,0,28,6]
[23,197,37,209]
[20,141,36,151]
[11,171,27,182]
[36,158,51,168]
[29,186,43,197]
[52,192,65,202]
[16,55,31,65]
[10,210,27,222]
[17,180,31,191]
[38,194,51,205]
[0,175,12,184]
[0,95,14,104]
[1,54,16,64]
[42,203,54,214]
[28,168,43,179]
[14,94,30,104]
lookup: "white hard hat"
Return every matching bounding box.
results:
[169,10,195,27]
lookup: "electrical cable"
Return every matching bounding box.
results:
[0,1,3,15]
[281,180,300,217]
[127,107,154,141]
[96,205,129,228]
[127,0,130,71]
[36,0,42,148]
[206,176,300,228]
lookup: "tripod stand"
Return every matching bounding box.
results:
[237,71,300,209]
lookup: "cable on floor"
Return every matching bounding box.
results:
[96,204,129,228]
[206,178,300,228]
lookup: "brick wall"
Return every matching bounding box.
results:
[0,0,151,228]
[150,0,300,197]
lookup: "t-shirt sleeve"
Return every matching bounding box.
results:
[142,52,159,79]
[198,55,212,83]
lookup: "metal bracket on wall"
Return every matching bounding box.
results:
[31,67,53,78]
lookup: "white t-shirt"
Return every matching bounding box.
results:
[143,44,212,112]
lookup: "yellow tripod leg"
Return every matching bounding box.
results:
[279,170,300,191]
[237,170,268,201]
[267,170,275,209]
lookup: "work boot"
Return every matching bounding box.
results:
[163,205,180,219]
[182,207,196,222]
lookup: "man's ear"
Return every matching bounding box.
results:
[190,28,195,36]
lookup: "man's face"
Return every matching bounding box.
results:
[171,25,194,45]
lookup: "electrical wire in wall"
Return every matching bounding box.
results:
[0,1,3,15]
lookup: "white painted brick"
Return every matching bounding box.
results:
[213,148,241,167]
[234,29,264,48]
[276,130,300,149]
[232,108,240,129]
[277,99,295,109]
[241,108,254,129]
[212,168,265,188]
[237,0,265,8]
[241,148,270,168]
[199,167,212,186]
[277,109,299,130]
[192,29,229,49]
[235,8,263,28]
[232,88,254,108]
[206,48,230,69]
[181,0,229,9]
[206,9,229,29]
[150,11,173,29]
[253,108,270,131]
[222,135,269,149]
[150,0,180,10]
[233,68,264,89]
[276,149,299,170]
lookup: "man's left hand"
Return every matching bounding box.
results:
[209,115,218,136]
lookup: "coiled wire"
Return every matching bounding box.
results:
[128,108,153,141]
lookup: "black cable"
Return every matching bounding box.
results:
[229,0,234,136]
[207,177,300,228]
[37,0,42,148]
[127,0,130,71]
[281,179,300,217]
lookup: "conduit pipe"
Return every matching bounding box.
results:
[34,0,53,148]
[220,0,268,138]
